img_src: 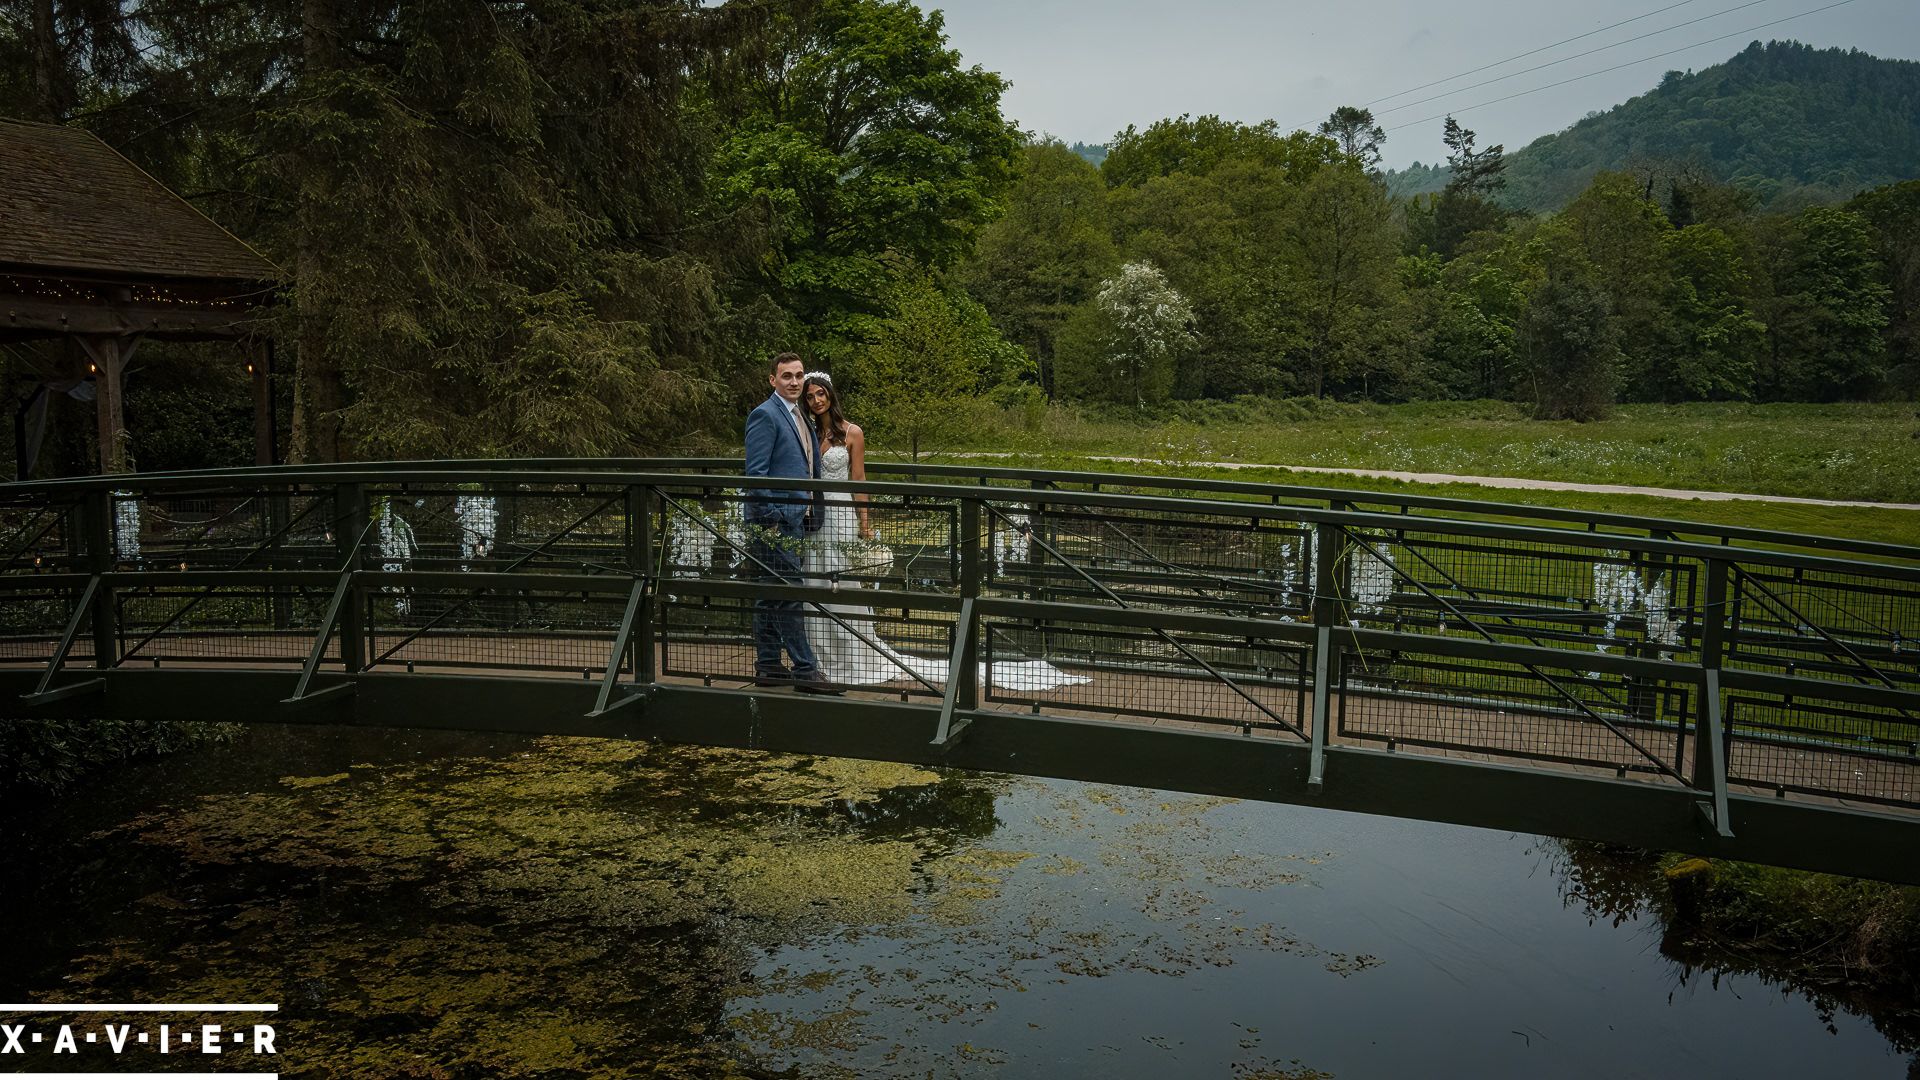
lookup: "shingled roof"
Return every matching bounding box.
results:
[0,118,279,284]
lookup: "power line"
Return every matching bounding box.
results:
[1363,0,1700,107]
[1374,0,1775,118]
[1383,0,1863,134]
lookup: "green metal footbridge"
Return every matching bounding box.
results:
[3,460,1917,883]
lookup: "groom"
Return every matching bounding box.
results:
[743,352,840,694]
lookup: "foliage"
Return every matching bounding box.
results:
[1521,249,1622,421]
[0,717,239,798]
[961,142,1119,395]
[1054,262,1196,408]
[844,269,1029,459]
[1495,42,1920,212]
[1659,224,1767,400]
[1754,206,1891,401]
[1100,113,1337,188]
[1555,171,1676,396]
[709,0,1022,353]
[1066,140,1107,168]
[1318,106,1385,172]
[1441,116,1504,199]
[1845,180,1920,395]
[1286,162,1409,398]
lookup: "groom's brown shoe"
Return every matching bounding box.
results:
[793,670,844,696]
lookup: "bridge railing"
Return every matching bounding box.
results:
[2,464,1917,823]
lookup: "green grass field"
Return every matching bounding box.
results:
[946,399,1920,505]
[917,400,1920,549]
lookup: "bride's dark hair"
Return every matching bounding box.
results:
[804,373,849,447]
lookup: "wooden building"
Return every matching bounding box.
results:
[0,118,281,475]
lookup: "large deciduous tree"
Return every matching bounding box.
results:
[1752,206,1890,401]
[1522,248,1622,421]
[1285,162,1408,398]
[847,269,1028,460]
[963,141,1119,396]
[1658,224,1766,400]
[1055,261,1196,408]
[711,0,1021,353]
[1846,180,1920,394]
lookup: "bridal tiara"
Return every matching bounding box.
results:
[805,370,832,386]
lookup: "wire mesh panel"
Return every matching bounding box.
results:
[362,484,630,579]
[116,586,331,666]
[1336,646,1693,779]
[657,487,961,594]
[363,586,629,676]
[660,591,954,699]
[981,617,1307,736]
[1725,563,1920,690]
[1725,691,1920,808]
[660,594,755,684]
[1338,527,1701,666]
[122,488,337,571]
[0,584,92,665]
[0,498,83,574]
[987,503,1311,619]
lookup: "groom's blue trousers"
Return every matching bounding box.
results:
[749,517,818,676]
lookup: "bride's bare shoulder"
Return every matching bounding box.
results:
[845,422,865,443]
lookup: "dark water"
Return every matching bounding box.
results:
[0,722,1911,1078]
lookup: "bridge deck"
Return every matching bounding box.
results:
[18,631,1911,819]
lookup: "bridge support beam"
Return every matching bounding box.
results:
[1694,558,1733,838]
[589,578,650,717]
[933,598,977,749]
[28,574,100,699]
[1308,625,1332,792]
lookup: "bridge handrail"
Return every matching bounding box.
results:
[7,465,1912,581]
[5,456,1915,566]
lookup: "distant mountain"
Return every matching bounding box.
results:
[1380,41,1920,212]
[1384,160,1449,200]
[1068,141,1108,168]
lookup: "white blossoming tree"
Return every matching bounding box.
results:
[1055,261,1197,407]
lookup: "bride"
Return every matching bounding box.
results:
[800,372,1087,692]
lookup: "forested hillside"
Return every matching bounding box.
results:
[2,5,1912,479]
[1383,41,1920,211]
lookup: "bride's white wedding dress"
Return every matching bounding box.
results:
[804,444,1089,692]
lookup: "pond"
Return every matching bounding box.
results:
[1,722,1912,1078]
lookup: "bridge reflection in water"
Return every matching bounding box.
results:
[2,460,1917,883]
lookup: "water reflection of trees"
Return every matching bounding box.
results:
[2,726,1012,1077]
[1550,840,1920,1056]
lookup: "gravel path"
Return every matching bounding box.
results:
[946,453,1920,512]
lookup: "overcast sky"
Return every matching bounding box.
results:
[934,0,1920,169]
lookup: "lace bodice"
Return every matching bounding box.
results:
[820,444,852,481]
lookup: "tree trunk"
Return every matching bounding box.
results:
[30,0,63,121]
[291,0,346,463]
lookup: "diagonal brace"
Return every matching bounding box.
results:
[28,575,101,698]
[932,598,977,748]
[589,577,651,716]
[284,517,373,703]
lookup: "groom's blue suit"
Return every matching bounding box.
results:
[744,393,823,677]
